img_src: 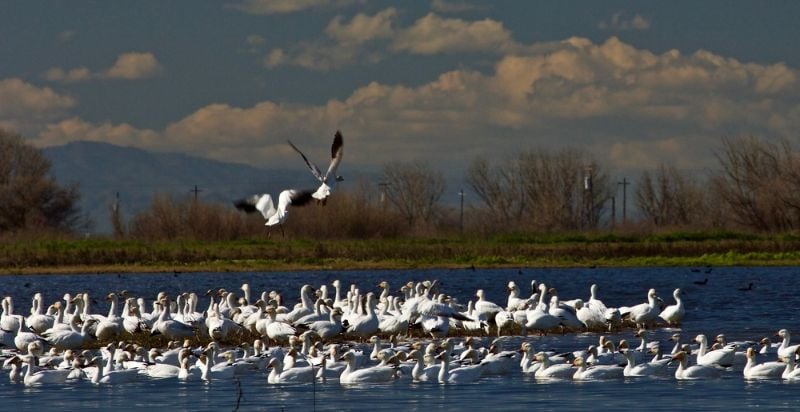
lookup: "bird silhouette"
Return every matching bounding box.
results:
[737,282,754,291]
[693,278,708,286]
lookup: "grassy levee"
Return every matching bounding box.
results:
[1,231,800,274]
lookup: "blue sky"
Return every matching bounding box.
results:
[2,0,799,180]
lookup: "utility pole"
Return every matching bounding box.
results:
[190,185,203,202]
[618,177,629,223]
[458,189,464,233]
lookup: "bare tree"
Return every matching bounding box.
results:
[0,129,80,232]
[711,136,797,231]
[382,161,445,227]
[467,147,610,232]
[635,164,707,227]
[466,156,525,229]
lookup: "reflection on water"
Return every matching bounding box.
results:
[2,267,800,410]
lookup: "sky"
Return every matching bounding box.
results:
[2,0,800,184]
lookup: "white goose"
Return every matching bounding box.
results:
[621,349,669,377]
[658,288,685,326]
[338,351,396,384]
[524,284,561,335]
[776,329,800,362]
[672,351,720,380]
[41,314,95,350]
[435,345,483,384]
[572,356,624,380]
[233,189,316,232]
[743,347,784,379]
[22,356,71,386]
[534,352,574,379]
[407,348,440,382]
[622,288,660,329]
[288,130,344,204]
[344,293,380,339]
[267,357,317,384]
[695,334,735,368]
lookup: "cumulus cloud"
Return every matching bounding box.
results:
[43,52,163,83]
[103,52,163,79]
[18,37,800,174]
[393,13,518,55]
[265,9,396,70]
[598,12,651,31]
[0,78,76,134]
[267,10,517,70]
[228,0,355,15]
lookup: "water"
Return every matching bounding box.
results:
[2,266,800,411]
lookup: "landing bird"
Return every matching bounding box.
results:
[234,189,315,236]
[288,130,344,205]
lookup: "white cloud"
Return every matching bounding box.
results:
[0,78,76,134]
[325,8,396,44]
[43,52,163,83]
[265,9,396,70]
[598,12,651,31]
[104,52,163,80]
[266,11,518,70]
[393,13,518,55]
[17,37,800,174]
[228,0,354,15]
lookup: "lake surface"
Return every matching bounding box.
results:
[2,266,800,411]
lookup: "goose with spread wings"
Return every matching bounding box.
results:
[288,130,344,205]
[234,189,315,235]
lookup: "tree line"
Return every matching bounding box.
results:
[2,128,799,240]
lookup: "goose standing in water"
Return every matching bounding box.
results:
[622,289,660,329]
[658,288,685,326]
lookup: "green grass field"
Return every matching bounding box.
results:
[1,231,799,274]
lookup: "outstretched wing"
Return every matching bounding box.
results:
[276,189,316,214]
[233,194,275,220]
[287,140,324,182]
[323,131,344,180]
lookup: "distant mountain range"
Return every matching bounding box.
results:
[43,141,312,234]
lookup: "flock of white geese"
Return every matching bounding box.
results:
[1,279,799,386]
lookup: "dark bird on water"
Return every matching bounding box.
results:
[693,278,708,286]
[738,282,754,291]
